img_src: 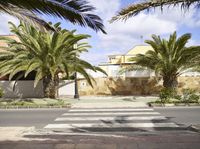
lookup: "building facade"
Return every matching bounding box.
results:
[98,45,200,78]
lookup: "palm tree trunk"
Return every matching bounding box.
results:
[163,75,178,89]
[43,75,59,99]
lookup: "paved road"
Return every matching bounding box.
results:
[0,107,200,133]
[154,106,200,126]
[0,107,200,149]
[0,109,68,128]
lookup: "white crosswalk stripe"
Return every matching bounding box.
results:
[68,108,154,112]
[55,116,167,121]
[62,111,160,116]
[44,108,179,132]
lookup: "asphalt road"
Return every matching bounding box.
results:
[154,106,200,126]
[0,107,200,149]
[0,107,199,129]
[0,109,69,128]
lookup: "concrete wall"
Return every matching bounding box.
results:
[0,80,75,98]
[78,77,200,96]
[0,81,44,98]
[58,80,75,97]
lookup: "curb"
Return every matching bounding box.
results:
[148,103,200,107]
[0,105,71,109]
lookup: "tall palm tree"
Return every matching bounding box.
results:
[0,22,106,98]
[0,0,106,33]
[111,0,200,22]
[127,32,200,89]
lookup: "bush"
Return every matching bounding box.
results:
[159,88,177,103]
[0,88,4,98]
[189,94,199,103]
[174,95,182,100]
[182,88,199,104]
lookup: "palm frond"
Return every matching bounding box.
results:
[0,0,106,33]
[110,0,200,22]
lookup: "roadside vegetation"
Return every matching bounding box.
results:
[149,88,200,106]
[0,98,70,108]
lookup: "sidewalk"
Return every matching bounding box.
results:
[0,130,200,149]
[64,96,158,108]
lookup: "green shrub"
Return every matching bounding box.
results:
[6,100,36,106]
[57,99,64,105]
[188,94,199,103]
[182,88,199,104]
[174,94,182,100]
[47,100,65,106]
[159,88,177,103]
[0,88,4,98]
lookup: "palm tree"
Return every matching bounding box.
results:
[111,0,200,22]
[0,0,106,33]
[0,22,106,98]
[127,32,200,89]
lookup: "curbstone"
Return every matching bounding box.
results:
[148,103,200,107]
[0,105,71,109]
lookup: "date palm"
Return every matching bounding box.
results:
[111,0,200,22]
[0,22,106,98]
[0,0,106,33]
[128,32,200,89]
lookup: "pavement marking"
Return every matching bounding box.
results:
[44,123,179,129]
[62,112,160,116]
[68,108,154,112]
[44,108,179,132]
[55,116,167,121]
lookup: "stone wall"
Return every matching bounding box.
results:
[78,77,200,96]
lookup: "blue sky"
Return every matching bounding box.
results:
[0,0,200,65]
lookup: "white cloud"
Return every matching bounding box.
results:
[98,13,177,51]
[88,0,120,20]
[0,14,18,35]
[187,39,200,46]
[154,6,200,28]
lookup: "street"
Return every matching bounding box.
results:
[0,107,200,131]
[154,106,200,126]
[0,109,68,128]
[0,107,200,149]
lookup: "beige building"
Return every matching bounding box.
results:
[107,45,153,64]
[99,45,154,77]
[99,45,200,78]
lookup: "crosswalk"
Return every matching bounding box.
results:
[44,108,179,133]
